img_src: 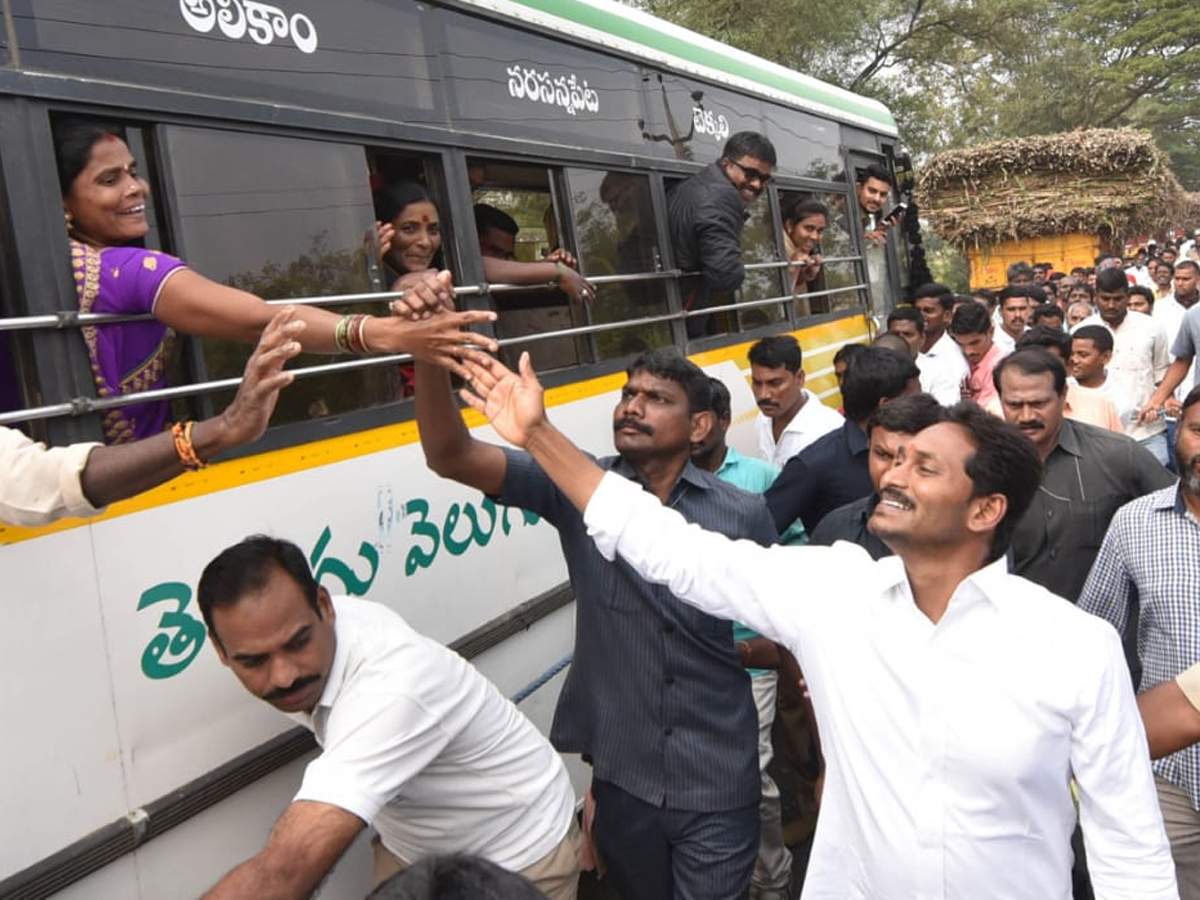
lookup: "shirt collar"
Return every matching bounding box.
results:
[876,554,1011,615]
[716,446,744,477]
[1049,417,1082,459]
[611,455,713,492]
[844,418,869,454]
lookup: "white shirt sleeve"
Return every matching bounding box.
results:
[583,471,853,652]
[0,427,103,526]
[1072,623,1179,899]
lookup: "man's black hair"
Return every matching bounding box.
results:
[993,347,1067,396]
[887,305,926,334]
[871,333,912,356]
[1128,285,1156,309]
[1072,324,1114,354]
[841,347,920,422]
[198,536,321,652]
[857,163,892,186]
[783,196,829,225]
[1006,261,1034,283]
[1094,267,1129,294]
[941,402,1043,563]
[949,301,992,336]
[707,376,732,421]
[866,391,943,436]
[833,342,866,367]
[473,203,519,237]
[971,288,998,310]
[999,284,1046,305]
[367,854,547,900]
[1177,259,1200,276]
[1183,384,1200,417]
[1157,260,1177,276]
[1017,325,1071,361]
[1030,303,1065,326]
[914,282,955,310]
[626,347,713,415]
[748,335,802,373]
[722,131,777,166]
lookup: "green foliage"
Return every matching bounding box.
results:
[639,0,1200,189]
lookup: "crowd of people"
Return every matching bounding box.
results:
[5,124,1200,900]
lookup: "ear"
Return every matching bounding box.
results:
[208,625,229,665]
[690,409,715,445]
[795,369,807,391]
[316,585,335,624]
[966,492,1007,540]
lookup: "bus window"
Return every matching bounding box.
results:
[736,192,789,331]
[160,125,393,425]
[564,168,671,361]
[470,158,587,372]
[779,190,862,318]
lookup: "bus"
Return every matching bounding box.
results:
[0,1,910,896]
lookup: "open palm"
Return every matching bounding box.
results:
[459,351,546,447]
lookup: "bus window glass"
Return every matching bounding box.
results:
[639,71,765,163]
[736,194,788,331]
[761,107,842,181]
[472,161,588,372]
[780,190,862,317]
[162,125,397,424]
[565,168,671,361]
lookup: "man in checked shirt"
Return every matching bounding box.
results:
[1081,384,1200,899]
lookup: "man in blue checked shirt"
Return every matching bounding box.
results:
[1080,384,1200,899]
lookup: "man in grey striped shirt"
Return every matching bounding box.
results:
[415,348,777,900]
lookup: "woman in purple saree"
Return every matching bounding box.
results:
[55,118,495,445]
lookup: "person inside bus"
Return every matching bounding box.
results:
[414,347,777,900]
[197,536,580,900]
[374,181,445,284]
[472,203,593,304]
[0,307,300,527]
[667,131,777,338]
[782,197,827,294]
[54,117,496,445]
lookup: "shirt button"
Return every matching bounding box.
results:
[664,726,674,735]
[1049,549,1058,559]
[665,675,676,685]
[1046,509,1054,518]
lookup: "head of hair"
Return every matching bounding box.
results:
[841,347,920,422]
[626,347,712,415]
[53,116,126,194]
[1068,282,1094,300]
[914,282,955,310]
[197,536,320,652]
[939,403,1043,563]
[1128,285,1155,309]
[998,284,1046,305]
[707,376,732,421]
[992,346,1067,396]
[1006,261,1034,283]
[1017,325,1071,360]
[1073,324,1114,354]
[833,342,866,367]
[1094,267,1129,294]
[373,181,435,225]
[722,131,777,166]
[971,288,998,309]
[870,333,911,355]
[1030,302,1064,326]
[1049,271,1066,283]
[473,203,518,237]
[748,335,802,373]
[782,196,829,225]
[866,391,943,436]
[367,854,547,900]
[1183,384,1200,417]
[1177,259,1200,277]
[886,305,925,334]
[1157,260,1176,276]
[949,301,992,336]
[857,163,892,186]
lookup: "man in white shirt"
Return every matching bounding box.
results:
[198,536,579,900]
[455,348,1178,900]
[993,285,1034,356]
[1154,260,1200,405]
[913,283,969,405]
[1079,267,1171,464]
[749,335,842,466]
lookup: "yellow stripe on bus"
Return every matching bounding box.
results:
[0,316,867,545]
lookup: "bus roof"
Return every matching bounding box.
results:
[460,0,899,136]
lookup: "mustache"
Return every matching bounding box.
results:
[614,417,652,435]
[879,487,915,508]
[1018,421,1045,431]
[264,674,319,702]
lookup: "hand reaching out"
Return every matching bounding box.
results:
[458,350,548,448]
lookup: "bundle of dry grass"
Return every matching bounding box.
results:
[915,129,1194,247]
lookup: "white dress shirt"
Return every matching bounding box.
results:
[755,388,843,467]
[1155,295,1199,402]
[916,331,970,406]
[0,426,101,526]
[583,472,1177,900]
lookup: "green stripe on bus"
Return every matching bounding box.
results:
[504,0,895,130]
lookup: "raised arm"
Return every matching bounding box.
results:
[79,307,304,508]
[155,268,496,374]
[202,800,364,900]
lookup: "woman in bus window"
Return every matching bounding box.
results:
[373,181,444,284]
[56,118,493,445]
[783,197,828,292]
